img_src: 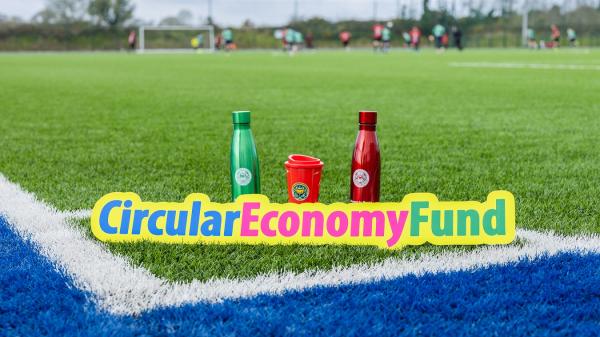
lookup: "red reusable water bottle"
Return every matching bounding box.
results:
[350,111,380,202]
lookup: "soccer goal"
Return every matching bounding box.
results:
[138,25,215,53]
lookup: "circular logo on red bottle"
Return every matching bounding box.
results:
[353,169,370,188]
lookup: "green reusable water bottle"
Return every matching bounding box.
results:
[230,111,260,201]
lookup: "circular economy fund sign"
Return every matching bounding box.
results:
[90,191,516,249]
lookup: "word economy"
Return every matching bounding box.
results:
[91,191,515,248]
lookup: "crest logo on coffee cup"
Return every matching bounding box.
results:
[292,182,309,201]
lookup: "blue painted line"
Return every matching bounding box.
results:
[1,215,599,336]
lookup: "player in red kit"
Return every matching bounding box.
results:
[410,26,421,51]
[339,31,351,50]
[441,33,449,49]
[372,24,384,52]
[551,24,561,48]
[128,30,136,51]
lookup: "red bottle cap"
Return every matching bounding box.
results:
[359,111,377,125]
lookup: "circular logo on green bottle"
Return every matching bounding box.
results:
[235,168,252,186]
[292,182,309,201]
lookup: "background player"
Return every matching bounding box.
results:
[402,31,411,48]
[293,30,303,53]
[410,26,421,50]
[551,24,561,48]
[527,28,537,49]
[452,26,463,51]
[382,22,392,53]
[567,28,577,47]
[305,32,314,49]
[191,33,203,50]
[190,36,199,49]
[128,30,136,51]
[372,23,384,52]
[432,23,446,52]
[285,28,296,54]
[339,31,351,50]
[222,28,234,51]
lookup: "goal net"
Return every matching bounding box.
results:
[138,25,215,53]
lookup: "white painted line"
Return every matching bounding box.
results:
[449,62,600,71]
[1,173,599,315]
[62,209,92,219]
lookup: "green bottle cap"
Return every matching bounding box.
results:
[232,111,251,124]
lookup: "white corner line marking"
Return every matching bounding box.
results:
[62,208,92,219]
[1,173,599,315]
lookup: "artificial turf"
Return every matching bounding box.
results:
[1,49,599,281]
[3,215,598,336]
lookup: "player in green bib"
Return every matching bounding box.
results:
[382,26,391,53]
[285,28,296,53]
[402,31,411,48]
[527,28,536,49]
[432,24,445,50]
[222,29,234,51]
[567,28,577,47]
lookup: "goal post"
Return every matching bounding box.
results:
[138,25,215,53]
[521,1,529,47]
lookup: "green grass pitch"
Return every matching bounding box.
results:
[1,49,599,282]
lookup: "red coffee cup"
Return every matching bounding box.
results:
[284,154,324,203]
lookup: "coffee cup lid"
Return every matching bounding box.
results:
[285,154,324,169]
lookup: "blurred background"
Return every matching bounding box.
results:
[0,0,599,50]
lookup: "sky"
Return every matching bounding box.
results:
[0,0,572,27]
[0,0,475,26]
